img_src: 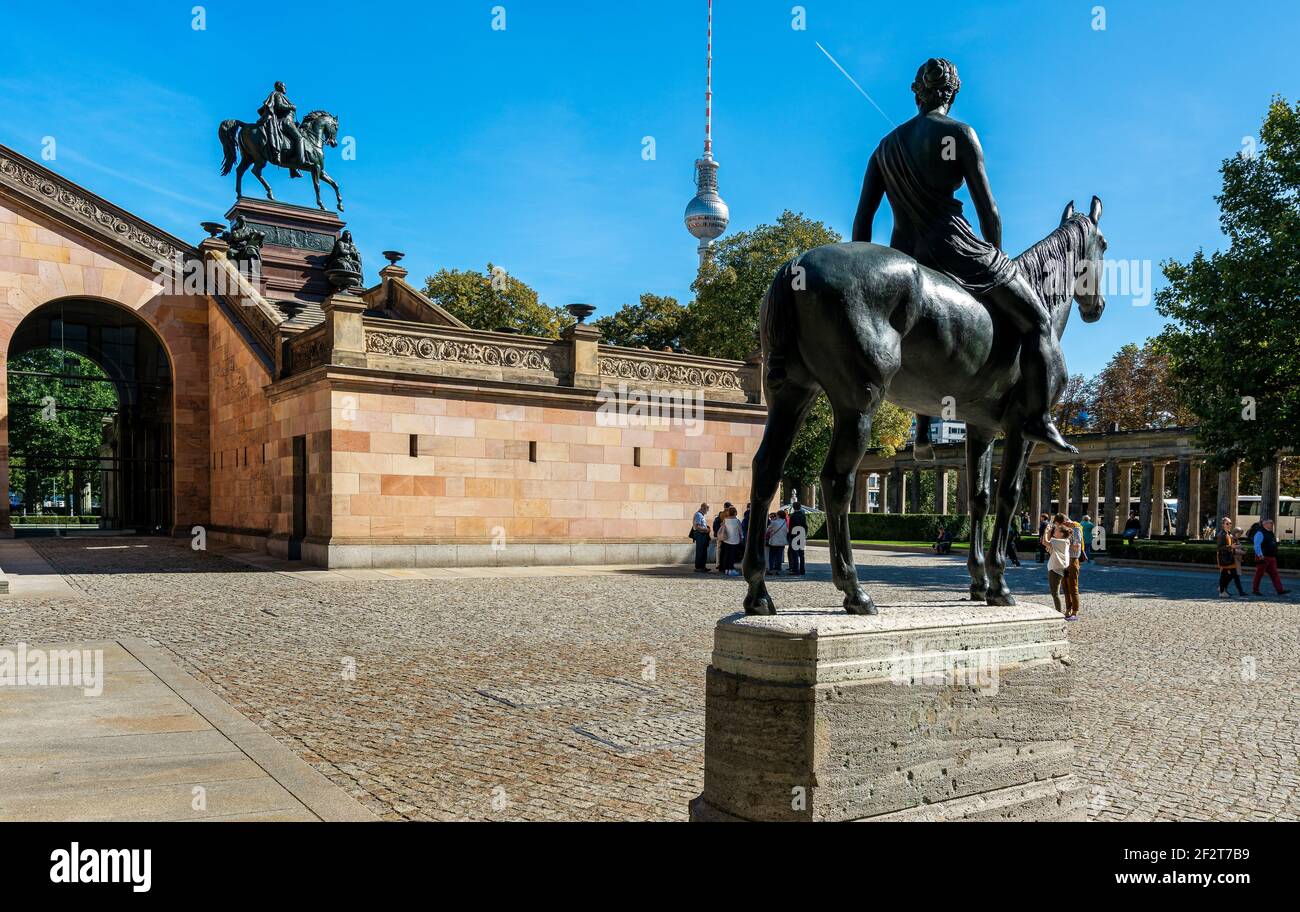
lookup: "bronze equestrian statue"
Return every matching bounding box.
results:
[218,83,345,211]
[742,58,1107,616]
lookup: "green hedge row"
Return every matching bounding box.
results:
[1101,539,1300,570]
[810,513,996,542]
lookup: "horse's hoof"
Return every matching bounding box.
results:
[744,590,777,616]
[337,203,345,212]
[843,590,878,616]
[985,591,1016,607]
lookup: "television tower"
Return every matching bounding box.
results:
[683,0,730,266]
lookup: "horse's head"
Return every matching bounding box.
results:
[301,111,340,148]
[1061,196,1106,323]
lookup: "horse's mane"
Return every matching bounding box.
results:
[300,110,336,126]
[1013,215,1092,311]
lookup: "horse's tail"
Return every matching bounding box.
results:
[218,120,241,175]
[761,257,801,384]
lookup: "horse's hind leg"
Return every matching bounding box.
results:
[321,170,344,211]
[986,429,1032,605]
[743,381,818,615]
[823,401,878,615]
[965,427,996,600]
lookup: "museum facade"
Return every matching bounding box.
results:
[0,143,766,567]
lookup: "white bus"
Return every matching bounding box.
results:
[1236,496,1298,541]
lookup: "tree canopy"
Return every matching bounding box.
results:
[594,293,686,351]
[422,263,570,337]
[1155,97,1300,470]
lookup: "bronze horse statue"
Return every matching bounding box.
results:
[218,110,344,211]
[742,197,1107,616]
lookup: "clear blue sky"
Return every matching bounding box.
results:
[1,0,1294,375]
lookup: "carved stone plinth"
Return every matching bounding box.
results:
[690,604,1086,822]
[225,197,345,306]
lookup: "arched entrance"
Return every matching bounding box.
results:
[6,298,173,534]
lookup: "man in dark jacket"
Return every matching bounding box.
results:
[788,506,808,576]
[1251,518,1290,596]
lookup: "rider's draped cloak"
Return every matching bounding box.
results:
[872,128,1017,296]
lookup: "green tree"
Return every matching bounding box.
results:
[781,398,913,502]
[1085,340,1196,430]
[1155,97,1300,471]
[7,349,117,514]
[685,210,841,361]
[594,293,686,350]
[422,262,569,337]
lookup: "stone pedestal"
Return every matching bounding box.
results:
[690,603,1085,822]
[225,197,345,307]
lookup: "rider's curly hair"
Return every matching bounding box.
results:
[912,58,961,111]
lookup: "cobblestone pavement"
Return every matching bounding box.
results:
[1,540,1296,821]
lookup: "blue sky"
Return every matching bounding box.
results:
[1,0,1294,375]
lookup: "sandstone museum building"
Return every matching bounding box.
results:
[0,143,766,567]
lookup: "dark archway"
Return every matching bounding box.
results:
[6,298,173,534]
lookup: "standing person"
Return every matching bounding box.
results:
[766,512,789,574]
[1044,521,1073,615]
[1251,518,1291,596]
[788,503,808,576]
[741,504,751,546]
[1036,513,1050,563]
[1216,517,1246,597]
[691,503,711,572]
[1081,514,1096,562]
[713,502,732,573]
[1006,528,1022,567]
[720,506,743,577]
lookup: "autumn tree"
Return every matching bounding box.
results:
[422,263,569,337]
[1155,97,1300,471]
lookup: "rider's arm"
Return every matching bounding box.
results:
[851,155,885,243]
[959,128,1002,250]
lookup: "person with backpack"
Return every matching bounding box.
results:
[787,505,808,576]
[766,511,789,574]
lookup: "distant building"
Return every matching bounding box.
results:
[907,416,967,446]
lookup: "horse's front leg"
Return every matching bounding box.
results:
[311,169,325,210]
[822,407,876,615]
[986,430,1032,606]
[965,428,995,601]
[321,170,344,211]
[251,162,274,201]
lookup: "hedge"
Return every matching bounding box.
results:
[1101,539,1300,571]
[811,513,996,543]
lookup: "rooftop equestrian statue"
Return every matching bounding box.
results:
[742,59,1107,616]
[218,83,345,211]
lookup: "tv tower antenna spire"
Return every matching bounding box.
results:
[684,0,730,266]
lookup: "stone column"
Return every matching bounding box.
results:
[1187,460,1203,539]
[1071,464,1085,519]
[935,468,950,515]
[1216,461,1240,526]
[1261,459,1282,523]
[690,609,1085,822]
[890,467,904,514]
[1087,463,1102,523]
[1118,462,1134,533]
[956,468,968,515]
[1056,463,1071,516]
[1103,461,1118,533]
[323,291,369,368]
[1175,458,1192,538]
[1029,465,1043,522]
[0,357,9,539]
[1139,459,1154,538]
[909,468,922,514]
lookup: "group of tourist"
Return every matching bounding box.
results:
[1215,516,1290,597]
[690,502,808,577]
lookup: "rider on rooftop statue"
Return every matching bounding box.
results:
[852,58,1077,456]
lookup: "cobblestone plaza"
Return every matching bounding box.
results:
[2,541,1295,822]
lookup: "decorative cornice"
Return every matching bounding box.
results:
[0,143,191,267]
[365,330,554,372]
[598,353,744,392]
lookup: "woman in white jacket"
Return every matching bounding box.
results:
[766,512,790,575]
